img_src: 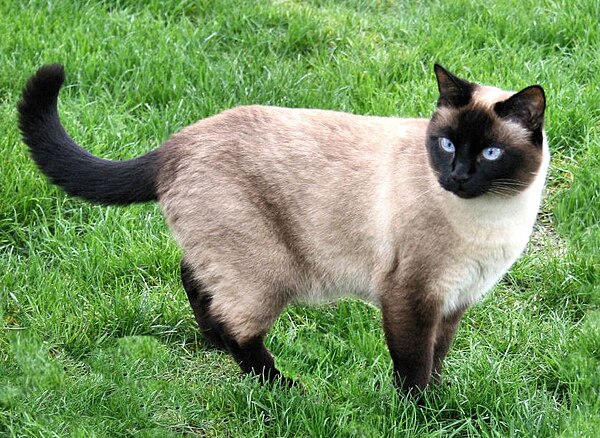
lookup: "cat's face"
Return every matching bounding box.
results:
[426,65,546,199]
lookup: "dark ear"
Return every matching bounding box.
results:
[494,85,546,130]
[434,64,474,108]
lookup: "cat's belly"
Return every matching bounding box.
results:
[294,274,378,305]
[438,244,524,316]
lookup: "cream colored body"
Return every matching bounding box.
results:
[158,103,548,341]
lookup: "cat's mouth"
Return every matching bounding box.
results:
[439,179,486,199]
[453,188,481,199]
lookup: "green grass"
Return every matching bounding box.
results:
[1,0,598,436]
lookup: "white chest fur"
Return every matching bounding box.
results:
[437,143,549,316]
[439,239,525,316]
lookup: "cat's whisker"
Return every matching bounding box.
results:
[493,179,528,186]
[492,186,526,194]
[488,187,521,197]
[497,182,527,187]
[409,188,432,202]
[399,175,433,182]
[491,185,524,192]
[402,156,431,161]
[487,187,518,198]
[402,161,431,166]
[490,180,529,191]
[489,182,521,191]
[489,187,521,196]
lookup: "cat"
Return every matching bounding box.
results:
[18,63,548,394]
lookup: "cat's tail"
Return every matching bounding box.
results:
[18,64,160,205]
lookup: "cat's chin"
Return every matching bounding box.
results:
[439,182,485,199]
[452,190,481,199]
[446,185,528,200]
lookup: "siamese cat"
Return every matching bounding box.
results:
[18,64,548,393]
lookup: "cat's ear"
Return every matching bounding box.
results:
[494,85,546,131]
[434,64,474,108]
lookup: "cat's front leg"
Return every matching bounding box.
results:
[432,307,465,382]
[380,283,440,394]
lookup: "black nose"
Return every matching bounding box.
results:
[451,172,470,183]
[450,160,472,184]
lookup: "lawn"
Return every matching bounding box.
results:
[1,0,598,436]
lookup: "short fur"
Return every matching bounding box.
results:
[18,64,549,393]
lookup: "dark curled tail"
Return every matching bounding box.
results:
[18,64,160,205]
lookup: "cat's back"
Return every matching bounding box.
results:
[157,104,430,210]
[166,105,428,158]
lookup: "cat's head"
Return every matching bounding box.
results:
[426,64,546,199]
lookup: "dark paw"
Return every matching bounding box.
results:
[431,372,452,387]
[253,371,303,390]
[266,372,302,389]
[278,375,303,390]
[393,374,430,405]
[394,385,427,406]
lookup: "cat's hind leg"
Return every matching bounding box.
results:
[208,278,294,386]
[182,258,293,385]
[180,258,227,350]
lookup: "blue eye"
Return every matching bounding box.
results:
[481,146,503,161]
[438,137,455,154]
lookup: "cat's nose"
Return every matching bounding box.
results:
[451,171,470,183]
[450,161,471,183]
